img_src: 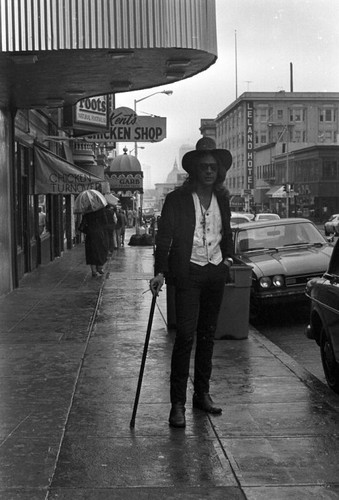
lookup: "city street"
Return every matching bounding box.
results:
[0,229,339,499]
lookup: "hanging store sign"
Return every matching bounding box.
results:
[83,107,166,143]
[63,95,109,132]
[246,101,254,190]
[105,171,143,194]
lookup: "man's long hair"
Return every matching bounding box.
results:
[179,163,229,196]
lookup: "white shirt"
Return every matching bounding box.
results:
[190,192,223,266]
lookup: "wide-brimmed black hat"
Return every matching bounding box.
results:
[182,137,232,181]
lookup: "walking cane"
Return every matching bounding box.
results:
[130,294,157,428]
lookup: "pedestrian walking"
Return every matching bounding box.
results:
[80,207,109,276]
[119,209,128,246]
[105,205,117,254]
[127,209,134,228]
[149,137,234,428]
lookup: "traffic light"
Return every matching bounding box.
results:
[283,183,291,192]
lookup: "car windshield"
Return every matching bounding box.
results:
[236,222,327,253]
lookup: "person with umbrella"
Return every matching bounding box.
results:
[149,137,234,428]
[75,189,109,277]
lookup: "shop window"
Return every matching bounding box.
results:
[38,195,48,235]
[323,161,338,180]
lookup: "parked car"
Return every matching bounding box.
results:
[232,218,333,319]
[305,238,339,393]
[254,213,280,222]
[231,213,254,225]
[324,214,339,236]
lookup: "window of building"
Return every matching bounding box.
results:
[290,108,304,122]
[320,108,335,122]
[260,134,267,144]
[294,130,302,142]
[324,130,334,142]
[277,109,283,120]
[323,160,338,180]
[258,108,268,122]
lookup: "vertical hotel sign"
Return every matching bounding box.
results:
[246,101,254,189]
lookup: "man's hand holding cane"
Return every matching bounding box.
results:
[150,272,164,297]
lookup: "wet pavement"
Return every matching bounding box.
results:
[1,228,339,499]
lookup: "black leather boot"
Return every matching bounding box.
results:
[193,393,222,414]
[169,402,186,428]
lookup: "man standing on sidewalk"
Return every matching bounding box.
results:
[150,137,234,428]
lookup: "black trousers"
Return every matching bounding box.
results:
[170,262,227,404]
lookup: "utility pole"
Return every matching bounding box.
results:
[235,30,238,99]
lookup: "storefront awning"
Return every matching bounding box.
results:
[34,145,108,195]
[266,186,287,198]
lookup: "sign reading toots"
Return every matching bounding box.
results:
[84,107,167,143]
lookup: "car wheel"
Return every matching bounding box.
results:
[320,326,339,394]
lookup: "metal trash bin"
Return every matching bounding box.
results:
[215,263,252,340]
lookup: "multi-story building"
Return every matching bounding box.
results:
[214,92,339,215]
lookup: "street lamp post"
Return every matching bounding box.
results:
[129,146,145,155]
[268,122,293,217]
[133,90,173,158]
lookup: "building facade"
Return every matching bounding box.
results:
[214,92,339,214]
[0,0,219,296]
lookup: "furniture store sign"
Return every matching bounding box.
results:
[83,107,166,143]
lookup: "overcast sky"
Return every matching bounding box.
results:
[115,0,339,188]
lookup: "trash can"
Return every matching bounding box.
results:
[215,263,252,340]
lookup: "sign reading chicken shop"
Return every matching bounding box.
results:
[84,107,166,143]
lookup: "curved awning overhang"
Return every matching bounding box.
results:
[0,0,217,109]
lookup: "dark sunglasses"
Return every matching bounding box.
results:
[197,163,218,172]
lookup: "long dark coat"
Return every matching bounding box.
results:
[154,186,234,284]
[82,208,109,266]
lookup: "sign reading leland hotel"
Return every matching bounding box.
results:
[246,101,254,190]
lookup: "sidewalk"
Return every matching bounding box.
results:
[0,228,339,499]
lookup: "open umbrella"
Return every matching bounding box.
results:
[104,193,119,205]
[73,189,108,214]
